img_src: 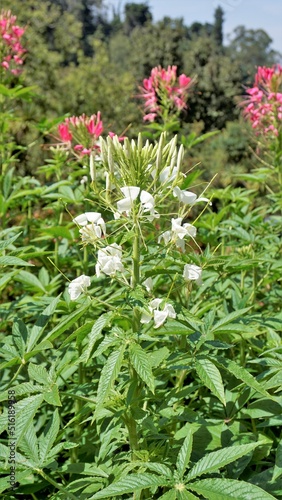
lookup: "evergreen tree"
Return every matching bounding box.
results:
[213,6,224,47]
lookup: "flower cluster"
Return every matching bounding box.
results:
[56,112,126,159]
[243,65,282,137]
[139,65,193,122]
[57,112,104,156]
[67,134,205,331]
[0,10,26,76]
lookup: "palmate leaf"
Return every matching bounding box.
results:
[188,478,277,499]
[216,357,272,399]
[129,343,155,393]
[94,344,126,418]
[176,428,194,478]
[194,358,226,406]
[186,442,260,481]
[89,473,168,499]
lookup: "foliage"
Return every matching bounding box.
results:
[0,6,282,500]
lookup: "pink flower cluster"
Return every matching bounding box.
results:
[57,112,104,156]
[139,65,193,122]
[243,65,282,137]
[0,10,26,75]
[57,112,125,157]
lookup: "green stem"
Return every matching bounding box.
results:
[124,226,141,461]
[38,470,77,500]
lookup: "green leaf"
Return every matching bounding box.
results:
[79,313,113,363]
[186,442,260,480]
[15,395,44,444]
[210,308,251,333]
[19,420,39,465]
[43,384,61,406]
[0,256,34,267]
[129,343,155,394]
[28,363,51,385]
[188,478,277,499]
[194,358,226,406]
[176,429,194,478]
[89,473,167,499]
[141,462,173,478]
[15,270,46,291]
[39,409,60,465]
[273,439,282,481]
[159,490,177,500]
[94,345,126,417]
[45,302,90,343]
[26,296,60,351]
[0,232,21,249]
[217,357,272,399]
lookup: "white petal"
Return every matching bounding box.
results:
[180,191,198,204]
[143,277,153,292]
[183,223,197,238]
[85,212,102,223]
[140,309,153,324]
[183,264,202,281]
[140,190,155,207]
[158,230,172,245]
[150,298,162,309]
[120,186,140,200]
[73,214,88,226]
[153,310,168,329]
[117,197,133,213]
[163,303,176,319]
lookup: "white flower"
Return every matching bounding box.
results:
[159,166,178,184]
[74,212,106,243]
[68,275,91,301]
[74,212,101,226]
[171,218,197,240]
[173,186,211,205]
[158,230,172,245]
[116,186,159,221]
[183,264,202,284]
[140,298,176,329]
[143,277,153,292]
[96,243,124,277]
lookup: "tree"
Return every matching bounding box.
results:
[213,5,224,48]
[183,36,242,129]
[228,26,281,84]
[124,2,152,35]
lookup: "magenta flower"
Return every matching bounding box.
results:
[56,112,103,157]
[0,10,26,76]
[243,65,282,138]
[138,65,193,122]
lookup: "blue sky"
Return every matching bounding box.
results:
[106,0,282,53]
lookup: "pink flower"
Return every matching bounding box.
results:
[108,131,126,142]
[0,10,26,75]
[138,65,194,122]
[242,65,282,138]
[58,123,72,142]
[86,111,103,137]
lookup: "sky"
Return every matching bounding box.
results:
[106,0,282,53]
